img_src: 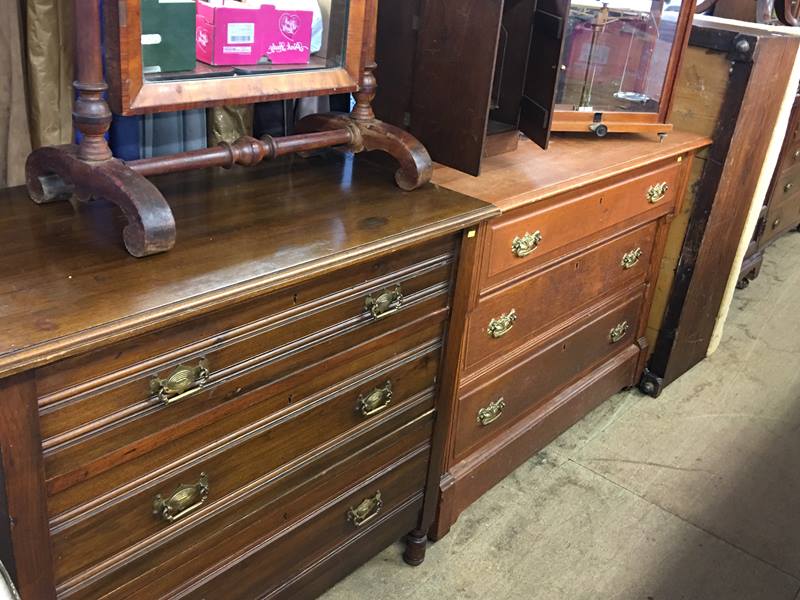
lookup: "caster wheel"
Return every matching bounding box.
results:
[589,123,608,138]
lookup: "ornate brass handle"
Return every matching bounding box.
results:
[153,473,209,523]
[347,491,382,528]
[150,359,210,405]
[364,285,404,319]
[357,381,393,417]
[511,231,543,258]
[621,247,643,270]
[609,321,630,343]
[487,309,517,339]
[477,398,506,426]
[646,182,669,203]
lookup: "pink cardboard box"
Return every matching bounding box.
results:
[196,0,313,66]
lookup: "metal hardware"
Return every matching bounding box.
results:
[646,182,669,203]
[467,229,477,238]
[794,149,800,161]
[477,398,506,426]
[609,321,630,343]
[487,309,517,338]
[357,381,393,417]
[347,491,383,527]
[785,183,794,193]
[150,359,210,405]
[621,247,643,270]
[153,473,209,523]
[364,285,404,319]
[773,218,782,229]
[511,231,543,258]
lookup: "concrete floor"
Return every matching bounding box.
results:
[323,231,800,600]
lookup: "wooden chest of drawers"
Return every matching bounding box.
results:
[0,154,496,599]
[740,90,800,287]
[430,132,709,539]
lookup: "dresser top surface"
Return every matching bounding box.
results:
[0,152,496,377]
[432,131,711,213]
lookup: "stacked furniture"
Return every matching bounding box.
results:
[740,89,800,287]
[644,18,800,392]
[0,154,496,598]
[429,131,708,538]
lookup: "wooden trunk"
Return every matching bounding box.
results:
[642,18,800,396]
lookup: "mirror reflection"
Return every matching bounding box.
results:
[556,0,683,113]
[139,0,350,82]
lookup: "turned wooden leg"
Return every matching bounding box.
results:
[403,529,427,566]
[26,145,176,257]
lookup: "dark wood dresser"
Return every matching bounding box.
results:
[429,131,709,539]
[740,90,800,287]
[0,153,496,599]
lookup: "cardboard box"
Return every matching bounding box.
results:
[196,0,313,66]
[141,0,197,74]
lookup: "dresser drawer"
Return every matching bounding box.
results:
[463,221,656,375]
[44,288,448,499]
[481,160,680,288]
[49,334,438,587]
[454,288,645,461]
[64,413,432,599]
[38,245,454,448]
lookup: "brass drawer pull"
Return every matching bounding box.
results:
[621,247,643,270]
[511,231,543,258]
[793,149,800,160]
[647,182,669,203]
[153,473,209,523]
[610,321,630,343]
[357,381,392,417]
[364,285,404,319]
[347,491,382,528]
[477,398,506,426]
[487,309,517,339]
[150,359,210,405]
[784,183,794,193]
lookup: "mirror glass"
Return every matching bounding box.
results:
[555,0,683,113]
[139,0,350,82]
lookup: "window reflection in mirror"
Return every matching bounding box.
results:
[139,0,350,82]
[556,0,683,113]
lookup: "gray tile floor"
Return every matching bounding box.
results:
[323,230,800,600]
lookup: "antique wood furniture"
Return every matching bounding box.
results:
[374,0,567,175]
[739,88,800,287]
[642,17,800,396]
[0,152,497,599]
[428,131,708,539]
[549,0,695,138]
[25,0,433,258]
[374,0,695,176]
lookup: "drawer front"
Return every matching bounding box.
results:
[44,292,448,501]
[66,414,432,599]
[454,288,645,460]
[49,335,441,583]
[762,195,800,247]
[38,244,454,446]
[482,160,681,287]
[464,221,656,374]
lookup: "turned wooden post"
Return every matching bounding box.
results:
[73,0,113,162]
[351,0,379,121]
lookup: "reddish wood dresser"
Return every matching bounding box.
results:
[0,153,496,599]
[429,131,710,539]
[740,89,800,287]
